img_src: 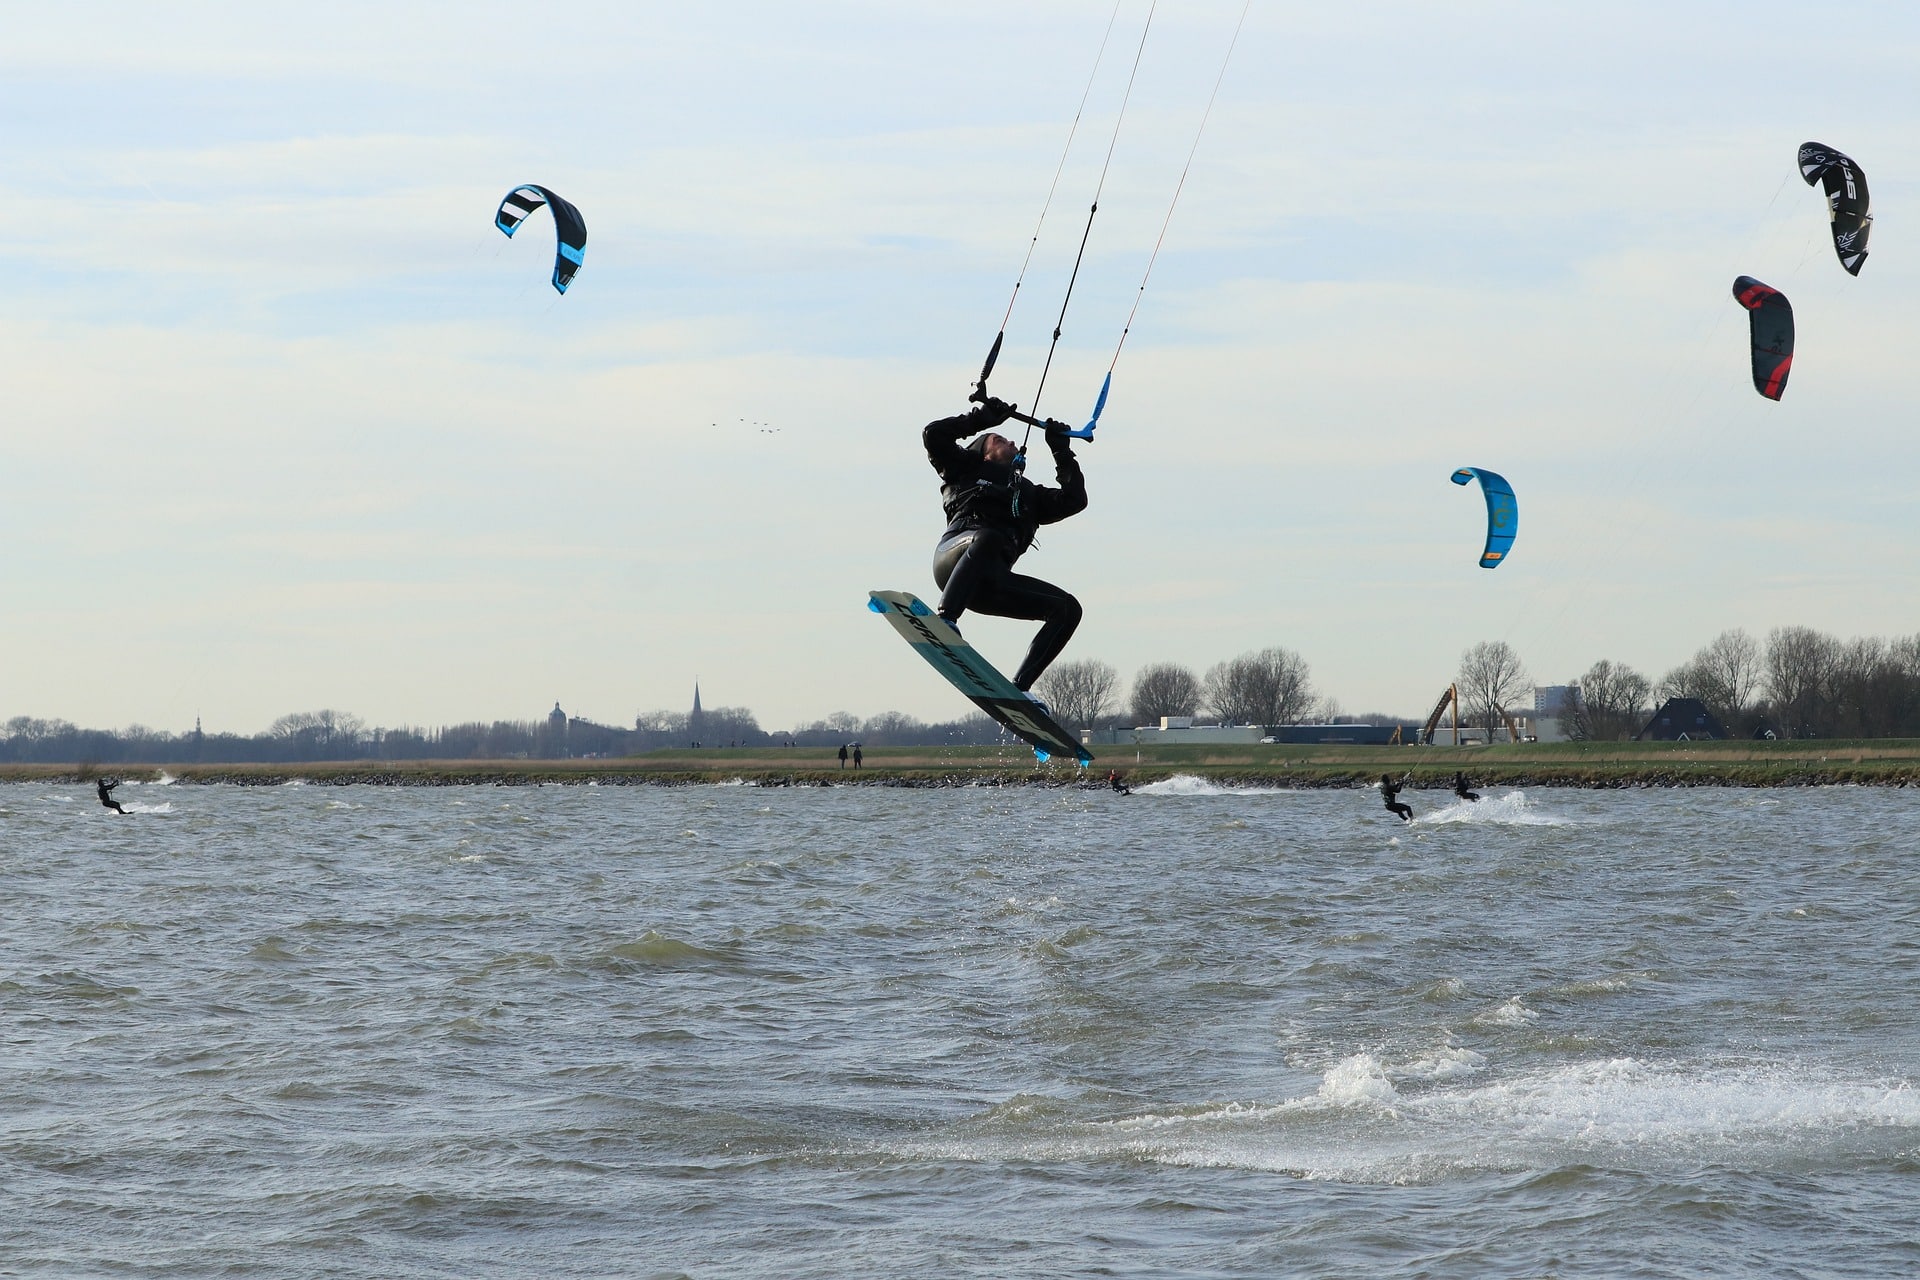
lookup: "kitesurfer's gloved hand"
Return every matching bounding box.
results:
[1043,418,1075,449]
[974,396,1015,427]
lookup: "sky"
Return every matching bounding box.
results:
[4,1,1918,736]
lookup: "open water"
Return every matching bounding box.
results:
[2,777,1917,1278]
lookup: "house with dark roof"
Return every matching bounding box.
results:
[1635,697,1729,741]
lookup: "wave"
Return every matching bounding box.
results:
[890,1052,1920,1183]
[1412,790,1571,827]
[1134,774,1290,797]
[598,931,747,971]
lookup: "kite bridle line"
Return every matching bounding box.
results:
[971,0,1128,405]
[1076,0,1252,443]
[1018,0,1159,456]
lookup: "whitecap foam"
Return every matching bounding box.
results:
[1473,996,1540,1027]
[152,772,176,786]
[1135,774,1288,797]
[1413,790,1570,827]
[889,1054,1920,1185]
[1415,1057,1920,1148]
[1317,1053,1400,1107]
[121,801,173,815]
[1104,1099,1293,1132]
[1397,1046,1488,1082]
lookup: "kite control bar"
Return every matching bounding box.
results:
[1006,406,1097,442]
[970,332,1103,441]
[969,384,1100,441]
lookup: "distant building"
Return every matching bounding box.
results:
[1081,723,1265,746]
[1262,724,1416,745]
[1636,697,1728,741]
[690,682,705,745]
[1534,685,1577,715]
[1532,685,1579,743]
[540,701,569,758]
[1083,722,1422,747]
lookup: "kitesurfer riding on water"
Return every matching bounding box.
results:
[924,395,1087,692]
[1380,773,1412,823]
[97,778,126,814]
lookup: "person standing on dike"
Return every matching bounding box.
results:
[923,395,1087,695]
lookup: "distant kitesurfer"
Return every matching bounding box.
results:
[1108,770,1131,796]
[97,778,126,814]
[1380,773,1412,823]
[1453,772,1480,802]
[924,396,1088,691]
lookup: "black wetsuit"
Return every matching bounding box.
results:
[97,779,126,814]
[1453,773,1480,802]
[1380,773,1412,823]
[1108,771,1131,796]
[924,401,1088,690]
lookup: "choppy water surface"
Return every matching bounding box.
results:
[3,778,1918,1277]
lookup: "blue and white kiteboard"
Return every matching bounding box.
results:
[867,590,1093,766]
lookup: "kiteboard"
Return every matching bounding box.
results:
[867,590,1093,765]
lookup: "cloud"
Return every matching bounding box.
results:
[3,1,1918,730]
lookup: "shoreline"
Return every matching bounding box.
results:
[7,739,1920,788]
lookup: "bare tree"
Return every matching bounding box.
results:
[1658,629,1760,729]
[1700,629,1762,718]
[1203,658,1257,725]
[700,706,763,744]
[1765,626,1838,737]
[1129,662,1201,724]
[1861,634,1920,737]
[1568,659,1651,741]
[859,711,926,745]
[1204,647,1315,727]
[269,709,365,754]
[1457,641,1531,736]
[1035,659,1120,729]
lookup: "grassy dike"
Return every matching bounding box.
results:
[8,738,1920,787]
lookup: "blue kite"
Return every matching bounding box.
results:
[1451,467,1517,569]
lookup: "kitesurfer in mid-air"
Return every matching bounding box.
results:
[1453,772,1480,802]
[924,395,1087,692]
[1380,773,1412,823]
[97,778,126,814]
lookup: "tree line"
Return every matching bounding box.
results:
[1565,626,1920,740]
[0,711,584,766]
[1032,648,1330,732]
[7,624,1917,764]
[1032,624,1920,743]
[0,704,1015,765]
